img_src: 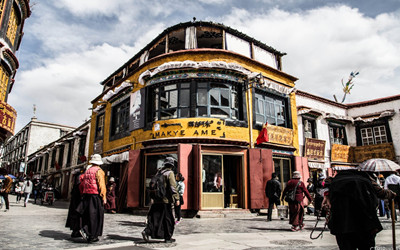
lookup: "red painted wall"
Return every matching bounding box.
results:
[249,148,273,209]
[178,144,193,210]
[127,150,141,207]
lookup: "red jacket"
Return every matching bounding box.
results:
[80,166,100,194]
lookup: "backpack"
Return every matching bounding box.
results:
[148,170,170,200]
[285,180,301,202]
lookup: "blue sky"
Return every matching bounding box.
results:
[9,0,400,131]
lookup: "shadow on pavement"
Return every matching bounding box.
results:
[106,234,140,241]
[118,220,146,227]
[39,230,79,242]
[249,226,293,232]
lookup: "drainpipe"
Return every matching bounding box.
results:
[247,81,254,148]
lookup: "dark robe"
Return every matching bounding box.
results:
[282,179,312,227]
[76,194,104,238]
[328,170,382,235]
[105,182,116,210]
[65,174,82,232]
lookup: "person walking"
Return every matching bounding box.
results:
[66,169,83,238]
[314,173,325,217]
[0,168,13,212]
[142,157,180,243]
[77,154,107,243]
[174,173,185,224]
[384,171,400,221]
[33,179,41,204]
[23,178,33,207]
[15,180,23,204]
[265,172,281,221]
[282,171,312,231]
[105,177,117,214]
[326,170,396,250]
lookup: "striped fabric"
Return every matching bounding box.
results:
[358,158,400,172]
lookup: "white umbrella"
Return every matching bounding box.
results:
[358,158,400,172]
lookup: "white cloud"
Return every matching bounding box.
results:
[218,5,400,102]
[10,43,136,130]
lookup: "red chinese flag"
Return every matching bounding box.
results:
[256,123,269,145]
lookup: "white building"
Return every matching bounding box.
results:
[296,90,399,177]
[26,121,91,199]
[1,117,75,176]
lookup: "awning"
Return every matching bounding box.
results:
[354,109,395,123]
[102,151,129,164]
[332,165,358,171]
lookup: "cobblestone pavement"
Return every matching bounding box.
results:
[0,195,398,250]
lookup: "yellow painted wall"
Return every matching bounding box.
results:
[89,50,298,156]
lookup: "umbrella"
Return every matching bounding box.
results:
[0,175,4,179]
[358,158,400,249]
[0,174,16,179]
[358,158,400,172]
[7,174,16,179]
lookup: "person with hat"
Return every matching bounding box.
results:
[77,154,107,243]
[142,156,180,243]
[282,171,312,231]
[105,177,117,214]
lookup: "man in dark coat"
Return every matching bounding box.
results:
[265,172,282,221]
[142,157,180,243]
[328,170,395,249]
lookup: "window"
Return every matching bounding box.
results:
[329,125,347,145]
[149,80,241,122]
[360,125,388,145]
[303,117,317,139]
[77,135,87,164]
[66,141,73,167]
[6,6,18,46]
[51,150,56,168]
[58,145,64,168]
[255,91,288,127]
[0,67,10,102]
[110,98,130,140]
[95,113,105,140]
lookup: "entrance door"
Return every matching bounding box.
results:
[273,157,292,191]
[201,154,243,209]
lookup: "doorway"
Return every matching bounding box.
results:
[201,154,243,209]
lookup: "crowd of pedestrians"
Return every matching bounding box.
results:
[2,155,400,249]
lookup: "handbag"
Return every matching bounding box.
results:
[285,180,301,202]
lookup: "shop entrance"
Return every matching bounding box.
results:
[201,154,243,209]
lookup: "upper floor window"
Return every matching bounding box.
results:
[148,80,242,122]
[329,125,347,145]
[0,67,10,102]
[360,125,388,146]
[303,117,317,139]
[255,91,289,128]
[6,6,18,46]
[77,135,87,164]
[110,98,130,140]
[95,113,105,140]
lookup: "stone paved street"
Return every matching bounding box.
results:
[0,194,398,250]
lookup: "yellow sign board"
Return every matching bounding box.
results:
[150,118,226,139]
[353,143,396,163]
[267,125,293,146]
[331,144,353,163]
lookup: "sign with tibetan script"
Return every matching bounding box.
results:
[331,144,353,163]
[353,143,396,163]
[304,138,326,161]
[150,118,225,139]
[267,125,293,146]
[0,101,16,135]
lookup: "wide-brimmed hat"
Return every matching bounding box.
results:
[292,171,301,179]
[109,177,115,182]
[89,154,103,165]
[163,157,176,168]
[318,173,326,180]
